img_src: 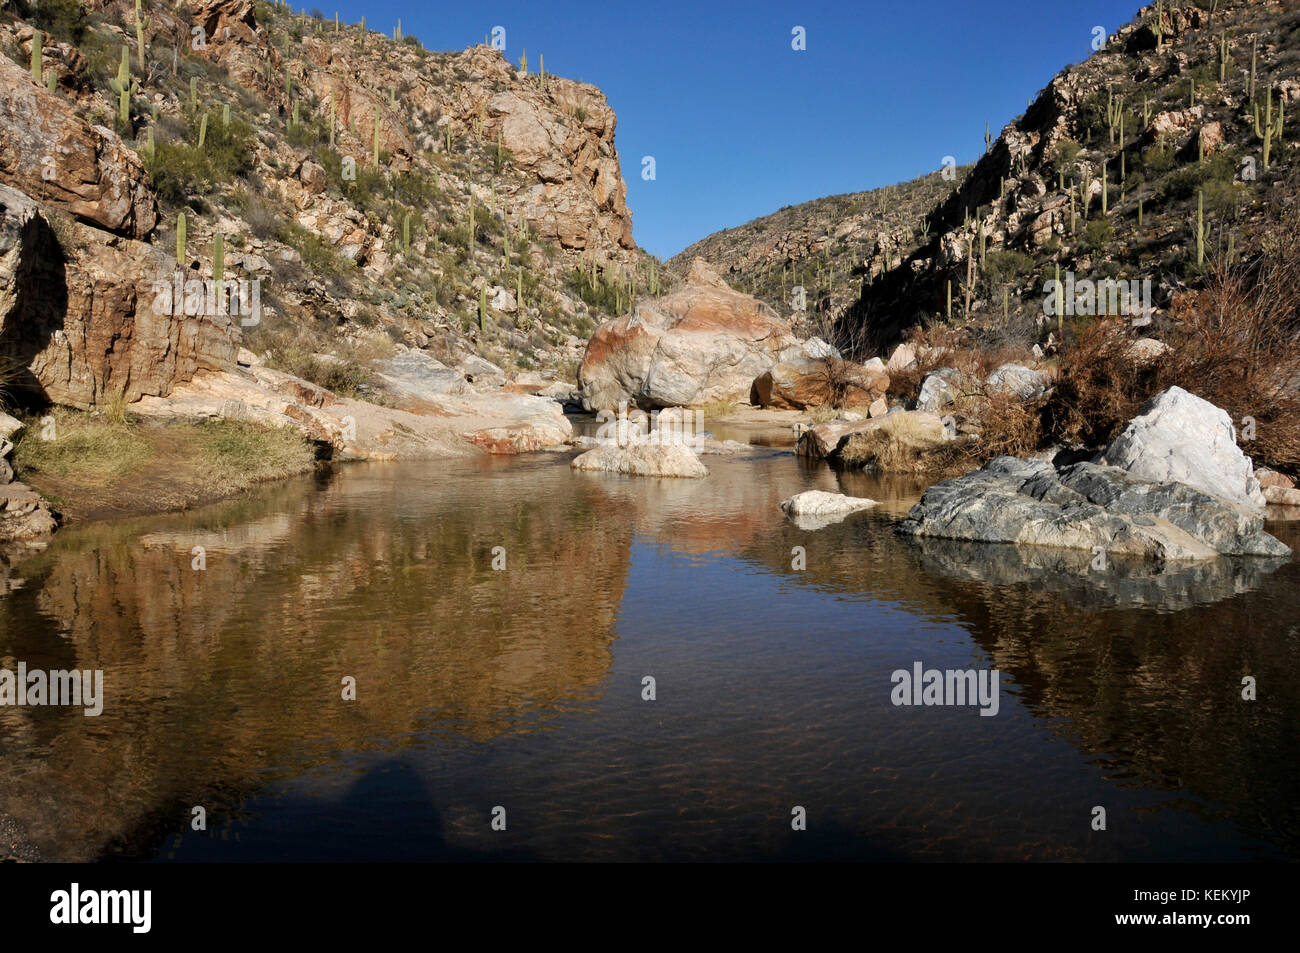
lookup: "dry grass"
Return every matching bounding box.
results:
[13,408,152,482]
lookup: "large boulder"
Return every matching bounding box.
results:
[1095,386,1266,512]
[914,367,963,412]
[570,441,707,478]
[0,54,156,239]
[900,456,1289,559]
[0,184,239,408]
[578,280,803,410]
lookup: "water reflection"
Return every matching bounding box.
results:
[0,451,1295,861]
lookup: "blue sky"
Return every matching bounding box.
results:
[325,0,1146,259]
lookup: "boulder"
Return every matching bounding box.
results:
[578,282,802,410]
[0,411,21,441]
[0,54,156,239]
[1095,386,1265,512]
[0,481,58,542]
[1265,486,1300,507]
[900,456,1289,559]
[780,490,876,529]
[886,343,917,373]
[914,367,962,412]
[753,355,889,410]
[985,363,1049,399]
[869,397,888,418]
[570,442,708,478]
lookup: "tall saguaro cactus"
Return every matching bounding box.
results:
[176,212,187,269]
[134,0,151,71]
[30,31,42,82]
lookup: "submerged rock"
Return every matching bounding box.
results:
[900,456,1289,559]
[570,442,708,478]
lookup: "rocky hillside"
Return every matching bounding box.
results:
[667,169,968,334]
[0,0,662,403]
[681,0,1300,354]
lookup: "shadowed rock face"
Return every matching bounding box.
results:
[900,456,1290,559]
[0,54,157,239]
[0,185,239,408]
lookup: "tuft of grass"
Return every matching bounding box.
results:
[194,420,316,490]
[13,409,152,481]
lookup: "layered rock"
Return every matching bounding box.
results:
[0,54,156,239]
[900,456,1288,559]
[0,184,239,408]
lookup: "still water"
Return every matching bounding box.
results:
[1,445,1297,862]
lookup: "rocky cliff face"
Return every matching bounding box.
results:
[0,0,650,416]
[679,0,1300,353]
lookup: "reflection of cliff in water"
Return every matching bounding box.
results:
[737,499,1300,857]
[0,458,633,861]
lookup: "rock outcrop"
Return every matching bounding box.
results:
[1095,386,1265,512]
[900,456,1288,559]
[578,270,805,411]
[570,441,708,478]
[0,184,238,408]
[0,54,157,239]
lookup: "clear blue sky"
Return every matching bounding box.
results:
[325,0,1146,259]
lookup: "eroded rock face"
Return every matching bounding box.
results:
[578,281,802,411]
[900,456,1289,559]
[570,442,707,478]
[0,54,156,239]
[0,184,238,408]
[1096,386,1265,512]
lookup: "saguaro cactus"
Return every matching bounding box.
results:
[1195,190,1206,267]
[30,31,42,82]
[197,113,208,148]
[134,0,151,71]
[109,47,138,128]
[213,232,224,289]
[176,212,187,268]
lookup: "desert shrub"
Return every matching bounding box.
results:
[983,249,1035,287]
[276,221,357,283]
[19,0,87,43]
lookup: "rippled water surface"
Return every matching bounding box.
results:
[2,446,1297,862]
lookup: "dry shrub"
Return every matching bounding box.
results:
[838,413,970,475]
[968,391,1046,461]
[1154,230,1300,472]
[1041,321,1158,448]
